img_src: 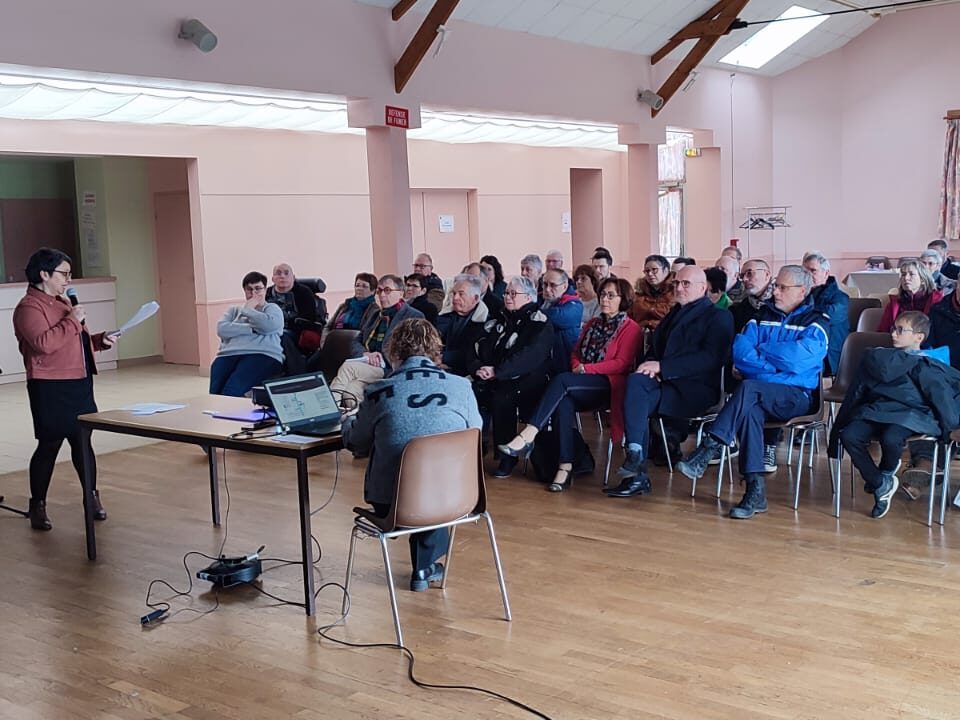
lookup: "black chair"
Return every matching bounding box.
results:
[307,329,359,383]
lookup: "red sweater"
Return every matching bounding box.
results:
[572,316,643,443]
[13,286,109,380]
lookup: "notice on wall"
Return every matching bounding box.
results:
[561,211,571,233]
[82,191,96,207]
[438,214,455,233]
[80,196,102,266]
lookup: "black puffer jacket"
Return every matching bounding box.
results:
[828,347,960,455]
[926,293,960,371]
[468,301,554,382]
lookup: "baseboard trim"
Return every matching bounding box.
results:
[117,355,165,368]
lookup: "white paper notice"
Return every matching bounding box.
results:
[438,214,455,233]
[116,301,160,335]
[561,212,571,233]
[122,403,186,416]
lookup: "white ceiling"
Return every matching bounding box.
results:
[355,0,948,76]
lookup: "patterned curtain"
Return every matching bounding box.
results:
[939,119,960,240]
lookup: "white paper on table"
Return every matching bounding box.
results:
[122,402,186,416]
[269,434,322,444]
[115,301,160,336]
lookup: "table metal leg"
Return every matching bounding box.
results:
[297,455,316,616]
[80,426,97,560]
[207,446,221,526]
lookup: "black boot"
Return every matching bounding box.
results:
[605,469,652,497]
[91,490,107,521]
[729,474,768,519]
[29,498,52,531]
[676,435,721,480]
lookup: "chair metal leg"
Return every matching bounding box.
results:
[440,525,457,590]
[832,454,841,518]
[941,443,953,526]
[595,411,603,434]
[342,526,360,615]
[658,417,673,474]
[926,442,940,528]
[809,428,818,468]
[482,512,512,622]
[793,433,805,511]
[715,445,727,498]
[575,413,583,434]
[787,428,795,467]
[378,535,404,646]
[604,437,613,487]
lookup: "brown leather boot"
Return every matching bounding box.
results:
[91,490,107,521]
[29,498,52,531]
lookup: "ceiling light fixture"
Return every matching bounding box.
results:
[178,19,218,53]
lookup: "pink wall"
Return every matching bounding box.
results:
[772,4,960,268]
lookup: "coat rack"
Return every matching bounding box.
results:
[739,205,791,265]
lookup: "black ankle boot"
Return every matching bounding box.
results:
[29,498,52,531]
[91,490,107,521]
[730,474,768,519]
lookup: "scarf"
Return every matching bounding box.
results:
[365,301,402,353]
[745,283,774,311]
[339,294,376,330]
[580,312,625,364]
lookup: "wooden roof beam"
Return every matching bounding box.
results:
[391,0,419,21]
[394,0,460,94]
[648,0,749,118]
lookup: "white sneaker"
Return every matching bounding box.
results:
[763,445,778,473]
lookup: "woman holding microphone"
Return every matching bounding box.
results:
[13,248,117,531]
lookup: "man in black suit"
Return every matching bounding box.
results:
[605,266,735,497]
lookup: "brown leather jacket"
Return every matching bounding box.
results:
[13,286,108,380]
[628,274,676,330]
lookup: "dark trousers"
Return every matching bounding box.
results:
[372,503,448,573]
[709,379,812,475]
[528,372,611,462]
[839,419,912,490]
[623,373,661,458]
[475,378,544,447]
[30,432,97,501]
[209,354,283,397]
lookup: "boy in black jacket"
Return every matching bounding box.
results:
[830,311,960,519]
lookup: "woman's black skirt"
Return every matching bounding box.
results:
[26,377,98,441]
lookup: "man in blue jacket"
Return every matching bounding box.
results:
[606,266,734,498]
[803,252,849,376]
[540,268,583,375]
[677,265,829,519]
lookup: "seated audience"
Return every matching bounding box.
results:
[928,238,950,263]
[545,249,564,271]
[592,248,615,281]
[721,245,743,264]
[403,273,439,325]
[330,274,423,403]
[715,255,746,304]
[927,286,960,371]
[705,267,730,308]
[210,271,284,397]
[412,253,446,311]
[629,254,675,330]
[605,267,734,498]
[729,259,773,331]
[877,260,943,333]
[480,255,506,298]
[830,312,960,519]
[327,272,379,336]
[676,266,828,520]
[921,248,956,295]
[463,262,504,319]
[436,274,489,376]
[469,276,554,478]
[521,254,544,296]
[671,256,696,274]
[342,319,482,592]
[499,278,642,491]
[574,263,601,324]
[541,268,583,375]
[266,263,319,346]
[803,251,850,376]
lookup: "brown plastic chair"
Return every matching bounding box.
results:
[856,306,884,332]
[847,297,881,334]
[823,332,893,427]
[342,428,511,645]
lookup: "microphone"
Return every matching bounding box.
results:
[65,287,85,325]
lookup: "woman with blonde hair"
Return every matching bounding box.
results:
[877,260,942,333]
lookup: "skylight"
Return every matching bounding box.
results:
[718,5,829,69]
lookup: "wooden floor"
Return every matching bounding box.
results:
[1,428,959,719]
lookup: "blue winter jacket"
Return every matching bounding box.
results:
[542,291,583,374]
[733,296,829,390]
[809,276,849,375]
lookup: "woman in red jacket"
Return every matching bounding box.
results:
[877,260,943,332]
[499,277,642,491]
[12,248,117,531]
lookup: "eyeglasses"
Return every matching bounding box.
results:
[51,269,72,280]
[505,290,530,298]
[544,281,567,288]
[643,267,664,274]
[412,263,432,270]
[245,285,266,293]
[671,280,699,289]
[599,292,620,300]
[740,269,767,278]
[891,326,917,335]
[404,283,422,289]
[376,287,401,295]
[773,283,803,291]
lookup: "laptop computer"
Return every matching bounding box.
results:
[263,372,343,437]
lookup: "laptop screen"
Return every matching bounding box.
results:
[263,372,341,430]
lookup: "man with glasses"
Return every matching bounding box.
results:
[403,273,438,325]
[436,274,490,376]
[606,267,734,497]
[330,274,424,404]
[540,268,583,375]
[520,254,544,298]
[803,251,850,376]
[715,255,746,304]
[462,262,504,319]
[412,253,446,311]
[677,265,828,520]
[729,259,773,333]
